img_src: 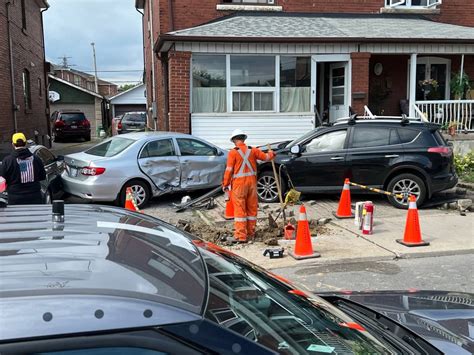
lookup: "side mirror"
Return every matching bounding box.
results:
[290,145,301,155]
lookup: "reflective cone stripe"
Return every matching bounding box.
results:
[290,205,320,260]
[125,187,140,212]
[335,178,353,218]
[397,195,429,247]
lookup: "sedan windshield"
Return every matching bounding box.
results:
[86,138,135,157]
[123,113,146,122]
[202,249,389,354]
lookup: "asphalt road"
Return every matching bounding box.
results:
[273,254,474,294]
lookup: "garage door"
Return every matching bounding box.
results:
[114,104,146,117]
[50,103,98,137]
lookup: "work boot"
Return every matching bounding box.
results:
[226,236,248,244]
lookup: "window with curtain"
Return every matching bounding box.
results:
[192,55,226,113]
[280,56,311,113]
[230,56,275,111]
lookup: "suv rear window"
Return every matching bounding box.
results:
[397,128,419,144]
[352,127,400,148]
[123,113,146,122]
[60,113,86,123]
[86,138,134,157]
[433,130,447,146]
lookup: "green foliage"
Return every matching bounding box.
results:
[118,83,138,92]
[450,71,471,99]
[454,152,474,182]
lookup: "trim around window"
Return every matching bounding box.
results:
[382,0,441,13]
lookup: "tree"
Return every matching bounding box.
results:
[118,83,138,92]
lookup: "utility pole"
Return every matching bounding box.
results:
[90,42,99,93]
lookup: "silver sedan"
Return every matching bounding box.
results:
[61,132,227,208]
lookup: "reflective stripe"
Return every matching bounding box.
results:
[225,167,233,171]
[233,148,256,178]
[299,212,307,221]
[234,217,247,222]
[409,201,417,209]
[247,216,257,221]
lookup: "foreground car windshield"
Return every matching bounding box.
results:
[287,127,322,148]
[86,138,135,157]
[202,248,388,354]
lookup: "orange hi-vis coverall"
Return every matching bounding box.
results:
[223,142,275,241]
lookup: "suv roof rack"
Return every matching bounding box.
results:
[334,115,424,127]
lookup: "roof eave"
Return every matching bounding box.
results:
[155,34,474,53]
[48,74,105,99]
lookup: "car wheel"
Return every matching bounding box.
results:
[387,173,426,209]
[84,133,91,142]
[257,171,286,203]
[119,180,150,209]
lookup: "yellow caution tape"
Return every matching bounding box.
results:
[348,181,405,199]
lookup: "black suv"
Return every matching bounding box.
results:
[51,110,91,142]
[257,117,457,208]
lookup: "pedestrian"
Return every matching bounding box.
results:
[0,133,46,205]
[223,129,276,243]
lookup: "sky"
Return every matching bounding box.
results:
[44,0,143,86]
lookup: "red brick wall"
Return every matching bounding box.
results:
[168,51,191,133]
[431,0,474,27]
[351,52,371,115]
[0,0,49,147]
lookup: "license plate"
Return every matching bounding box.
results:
[71,125,77,129]
[69,167,78,177]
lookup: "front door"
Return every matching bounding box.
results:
[329,63,347,122]
[286,128,349,191]
[176,138,226,190]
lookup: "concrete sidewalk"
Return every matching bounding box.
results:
[144,193,473,270]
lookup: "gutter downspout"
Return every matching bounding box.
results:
[168,0,174,31]
[148,0,157,130]
[41,4,51,147]
[162,53,170,132]
[6,1,18,133]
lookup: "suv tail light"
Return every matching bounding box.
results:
[117,121,122,130]
[79,119,90,127]
[55,120,65,128]
[81,167,106,176]
[428,147,452,157]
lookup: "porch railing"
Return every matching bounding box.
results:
[414,100,474,132]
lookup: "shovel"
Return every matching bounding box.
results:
[267,144,286,224]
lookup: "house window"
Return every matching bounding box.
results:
[22,69,31,110]
[222,0,275,4]
[192,55,226,113]
[230,55,275,112]
[385,0,441,8]
[21,0,27,30]
[280,56,311,113]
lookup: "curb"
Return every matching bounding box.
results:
[458,182,474,191]
[268,248,474,270]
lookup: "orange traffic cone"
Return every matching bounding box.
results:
[289,205,320,260]
[334,178,354,219]
[396,195,429,247]
[224,189,234,220]
[125,187,140,212]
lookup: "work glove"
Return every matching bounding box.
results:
[268,151,276,160]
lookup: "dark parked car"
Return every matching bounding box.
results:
[0,142,64,203]
[258,117,457,208]
[117,111,147,134]
[2,203,470,354]
[51,110,91,142]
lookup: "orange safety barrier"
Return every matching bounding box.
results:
[289,204,320,260]
[125,187,140,212]
[396,195,429,247]
[334,178,354,219]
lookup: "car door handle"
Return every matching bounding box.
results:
[330,156,344,161]
[384,155,399,158]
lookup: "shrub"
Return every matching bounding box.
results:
[454,152,474,183]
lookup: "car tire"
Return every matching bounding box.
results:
[387,173,426,209]
[118,180,150,209]
[84,133,91,142]
[257,170,287,203]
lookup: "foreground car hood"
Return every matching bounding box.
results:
[323,290,474,354]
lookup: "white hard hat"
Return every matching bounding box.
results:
[230,128,247,142]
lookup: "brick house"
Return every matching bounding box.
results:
[52,65,119,98]
[0,0,50,149]
[136,0,474,147]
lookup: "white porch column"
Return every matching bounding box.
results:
[409,53,417,117]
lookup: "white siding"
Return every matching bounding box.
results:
[110,84,146,105]
[191,114,314,149]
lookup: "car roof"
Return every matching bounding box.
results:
[119,131,208,141]
[0,204,206,341]
[333,116,438,129]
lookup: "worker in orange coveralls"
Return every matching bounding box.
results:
[223,129,276,243]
